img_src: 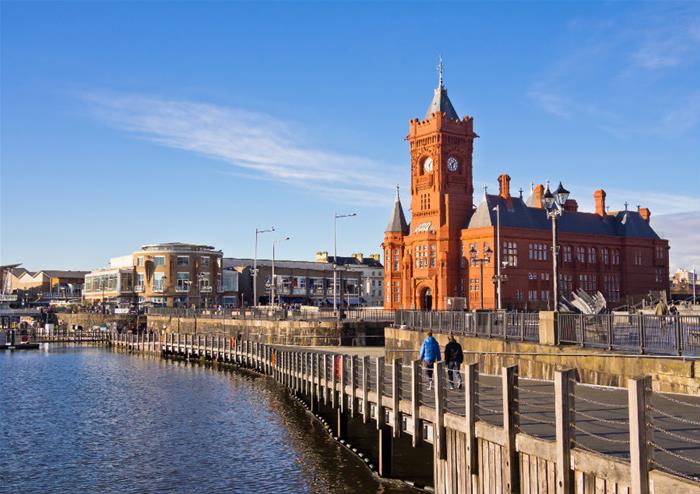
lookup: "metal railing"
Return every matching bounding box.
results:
[146,307,394,322]
[394,310,540,342]
[557,313,700,356]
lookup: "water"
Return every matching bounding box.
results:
[0,347,415,493]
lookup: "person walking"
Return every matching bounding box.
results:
[444,334,464,389]
[419,331,441,390]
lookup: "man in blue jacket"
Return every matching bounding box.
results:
[419,331,441,390]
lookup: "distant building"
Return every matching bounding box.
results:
[5,267,87,303]
[383,65,670,310]
[225,258,361,307]
[671,269,698,298]
[314,251,384,306]
[84,243,233,308]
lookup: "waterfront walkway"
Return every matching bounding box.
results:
[111,332,700,493]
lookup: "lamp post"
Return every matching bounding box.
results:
[542,181,570,311]
[254,226,275,307]
[271,236,290,307]
[469,244,493,310]
[333,212,357,314]
[492,204,504,310]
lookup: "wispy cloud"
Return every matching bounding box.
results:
[528,4,700,137]
[83,93,402,206]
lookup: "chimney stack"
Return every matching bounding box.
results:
[353,252,364,262]
[594,189,606,217]
[639,207,651,223]
[563,199,578,212]
[498,174,511,199]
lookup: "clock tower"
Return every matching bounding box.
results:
[384,60,477,310]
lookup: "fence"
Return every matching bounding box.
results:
[147,306,394,322]
[558,313,700,356]
[117,331,700,492]
[394,310,540,342]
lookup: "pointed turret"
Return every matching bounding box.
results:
[385,186,409,234]
[424,57,459,120]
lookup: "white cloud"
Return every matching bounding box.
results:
[83,93,402,206]
[652,211,700,272]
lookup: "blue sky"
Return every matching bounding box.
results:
[2,1,699,272]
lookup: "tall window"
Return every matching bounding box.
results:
[392,281,400,302]
[200,256,211,267]
[588,247,597,264]
[392,249,399,271]
[176,272,190,291]
[604,274,620,302]
[136,256,145,267]
[634,250,643,266]
[136,273,144,290]
[429,244,437,268]
[655,245,665,261]
[528,243,548,261]
[153,256,165,266]
[503,241,518,267]
[601,248,609,265]
[153,272,165,291]
[563,246,572,263]
[559,273,573,294]
[612,249,620,265]
[576,247,586,263]
[655,268,664,283]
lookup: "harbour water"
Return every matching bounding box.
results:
[0,347,415,493]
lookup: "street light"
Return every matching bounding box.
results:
[333,212,357,314]
[254,226,275,307]
[491,204,507,310]
[469,244,493,310]
[542,181,570,311]
[271,236,290,307]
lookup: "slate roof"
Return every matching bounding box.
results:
[386,193,409,234]
[425,86,459,121]
[326,256,383,268]
[467,194,660,239]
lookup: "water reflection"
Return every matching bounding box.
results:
[0,347,415,493]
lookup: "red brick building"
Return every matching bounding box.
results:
[383,68,669,311]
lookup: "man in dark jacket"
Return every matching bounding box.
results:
[444,334,464,389]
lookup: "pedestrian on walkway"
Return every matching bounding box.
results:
[419,331,440,390]
[444,334,463,389]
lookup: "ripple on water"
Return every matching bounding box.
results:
[0,347,416,494]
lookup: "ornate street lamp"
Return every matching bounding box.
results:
[470,244,493,310]
[542,181,569,311]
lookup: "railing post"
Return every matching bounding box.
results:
[464,362,478,494]
[411,359,421,447]
[331,354,337,408]
[350,356,357,418]
[362,355,369,424]
[322,353,328,405]
[607,315,613,351]
[640,314,646,355]
[502,365,519,494]
[629,376,653,494]
[434,361,446,460]
[675,316,682,356]
[376,356,385,429]
[339,355,346,412]
[392,358,401,438]
[555,368,575,494]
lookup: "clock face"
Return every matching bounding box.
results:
[423,157,434,173]
[447,156,459,172]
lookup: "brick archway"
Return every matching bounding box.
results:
[416,284,434,311]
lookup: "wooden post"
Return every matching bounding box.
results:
[350,356,357,418]
[331,354,337,408]
[434,361,446,460]
[411,359,421,447]
[376,356,385,429]
[502,365,519,494]
[464,362,478,494]
[339,355,346,412]
[378,425,393,477]
[322,353,328,405]
[311,353,317,412]
[316,353,322,406]
[555,369,575,494]
[362,356,369,424]
[629,376,653,494]
[392,358,401,438]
